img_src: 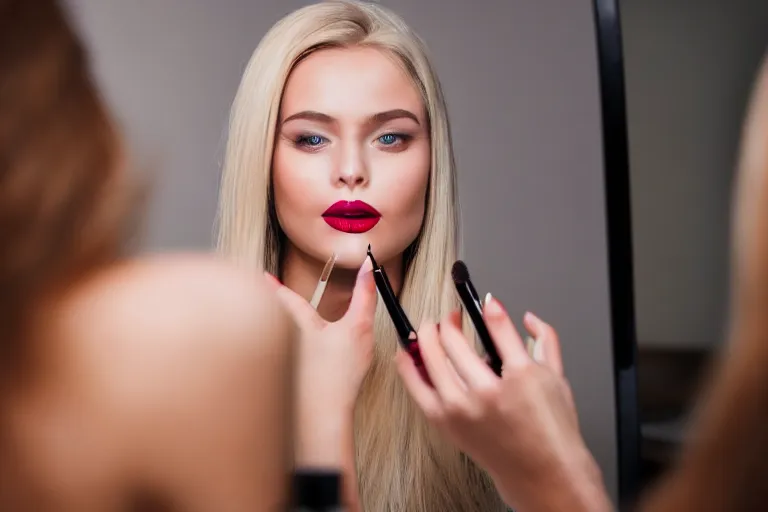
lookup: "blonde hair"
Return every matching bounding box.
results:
[216,1,504,510]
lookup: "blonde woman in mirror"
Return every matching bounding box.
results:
[215,1,520,510]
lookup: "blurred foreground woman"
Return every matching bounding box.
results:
[0,1,295,510]
[638,54,768,512]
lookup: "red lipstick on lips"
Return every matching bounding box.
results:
[322,200,381,234]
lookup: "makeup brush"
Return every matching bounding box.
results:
[451,260,503,376]
[367,244,431,384]
[309,252,337,310]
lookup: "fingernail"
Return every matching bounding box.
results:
[533,339,545,362]
[525,311,541,325]
[359,255,374,275]
[484,296,504,318]
[484,292,492,307]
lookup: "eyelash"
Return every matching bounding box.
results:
[293,133,412,150]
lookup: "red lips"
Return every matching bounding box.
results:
[322,200,381,234]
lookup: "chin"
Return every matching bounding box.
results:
[328,235,373,269]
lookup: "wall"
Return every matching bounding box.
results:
[622,0,768,349]
[66,0,619,503]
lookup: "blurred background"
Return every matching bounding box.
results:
[621,0,768,492]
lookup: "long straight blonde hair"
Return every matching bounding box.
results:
[216,2,505,510]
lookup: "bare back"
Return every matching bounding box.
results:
[2,254,295,511]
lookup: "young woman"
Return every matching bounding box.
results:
[215,1,509,510]
[0,1,298,509]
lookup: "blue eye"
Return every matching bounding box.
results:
[378,134,399,145]
[296,134,327,148]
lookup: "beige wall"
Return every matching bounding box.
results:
[623,0,768,349]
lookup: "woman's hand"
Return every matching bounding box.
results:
[395,297,612,512]
[265,259,377,468]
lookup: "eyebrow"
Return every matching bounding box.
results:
[281,108,421,126]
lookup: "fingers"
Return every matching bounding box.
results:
[524,312,564,375]
[394,350,442,419]
[439,311,497,390]
[482,297,530,368]
[417,322,466,404]
[344,257,377,325]
[264,271,321,330]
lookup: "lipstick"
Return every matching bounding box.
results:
[322,200,381,234]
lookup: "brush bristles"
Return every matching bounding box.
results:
[319,252,337,282]
[451,260,470,283]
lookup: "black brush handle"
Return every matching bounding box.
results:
[456,285,503,376]
[371,269,431,384]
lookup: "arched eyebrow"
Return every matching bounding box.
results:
[369,109,420,125]
[281,108,421,126]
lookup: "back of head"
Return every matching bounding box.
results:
[0,0,136,371]
[0,2,294,509]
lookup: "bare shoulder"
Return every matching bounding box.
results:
[64,252,293,358]
[55,252,296,413]
[41,253,295,508]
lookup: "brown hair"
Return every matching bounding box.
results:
[0,0,139,368]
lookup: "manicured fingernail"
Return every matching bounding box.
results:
[484,292,492,307]
[484,296,504,318]
[533,339,545,362]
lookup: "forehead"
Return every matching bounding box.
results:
[280,46,423,117]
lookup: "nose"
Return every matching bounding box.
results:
[333,144,369,190]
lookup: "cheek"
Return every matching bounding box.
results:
[272,145,324,228]
[377,147,430,233]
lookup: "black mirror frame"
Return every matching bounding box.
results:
[592,0,641,507]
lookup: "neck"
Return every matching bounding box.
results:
[281,246,404,322]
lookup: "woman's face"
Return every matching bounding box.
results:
[273,46,430,270]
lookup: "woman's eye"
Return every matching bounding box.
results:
[379,134,399,145]
[377,133,410,146]
[296,134,327,148]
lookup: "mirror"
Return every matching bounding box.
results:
[68,0,626,506]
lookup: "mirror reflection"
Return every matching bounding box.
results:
[19,0,768,510]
